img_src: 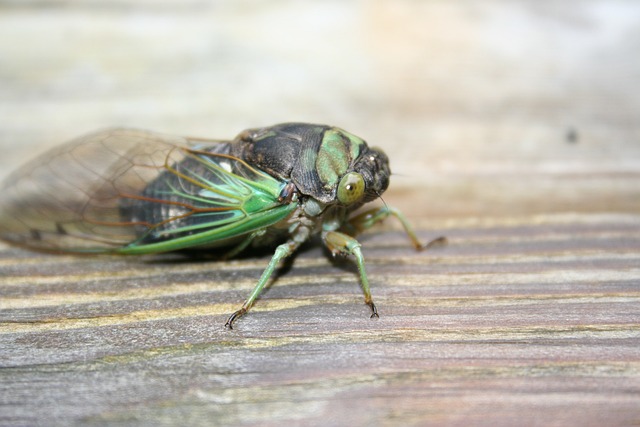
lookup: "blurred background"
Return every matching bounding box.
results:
[1,0,639,222]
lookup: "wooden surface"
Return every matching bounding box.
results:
[1,1,640,426]
[2,214,640,426]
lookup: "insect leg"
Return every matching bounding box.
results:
[220,230,264,260]
[323,231,379,319]
[225,240,299,329]
[343,206,446,251]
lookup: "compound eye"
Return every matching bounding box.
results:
[337,172,365,205]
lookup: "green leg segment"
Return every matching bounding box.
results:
[343,206,446,250]
[220,229,268,260]
[225,240,298,329]
[323,230,379,318]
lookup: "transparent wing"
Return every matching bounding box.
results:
[0,129,294,254]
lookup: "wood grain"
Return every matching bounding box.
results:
[2,212,639,426]
[2,1,640,426]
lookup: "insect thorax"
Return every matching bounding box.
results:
[233,123,370,205]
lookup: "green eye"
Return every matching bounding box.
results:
[337,172,365,205]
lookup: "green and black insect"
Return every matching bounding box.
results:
[0,123,438,328]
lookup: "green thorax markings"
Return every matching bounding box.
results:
[341,128,365,161]
[315,128,364,188]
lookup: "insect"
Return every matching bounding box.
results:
[0,123,438,328]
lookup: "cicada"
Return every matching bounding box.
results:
[0,123,434,328]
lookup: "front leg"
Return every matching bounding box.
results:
[342,206,446,250]
[323,230,379,319]
[225,239,300,329]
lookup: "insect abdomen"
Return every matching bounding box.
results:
[121,150,239,245]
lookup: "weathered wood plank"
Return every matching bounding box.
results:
[2,1,640,425]
[1,213,639,426]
